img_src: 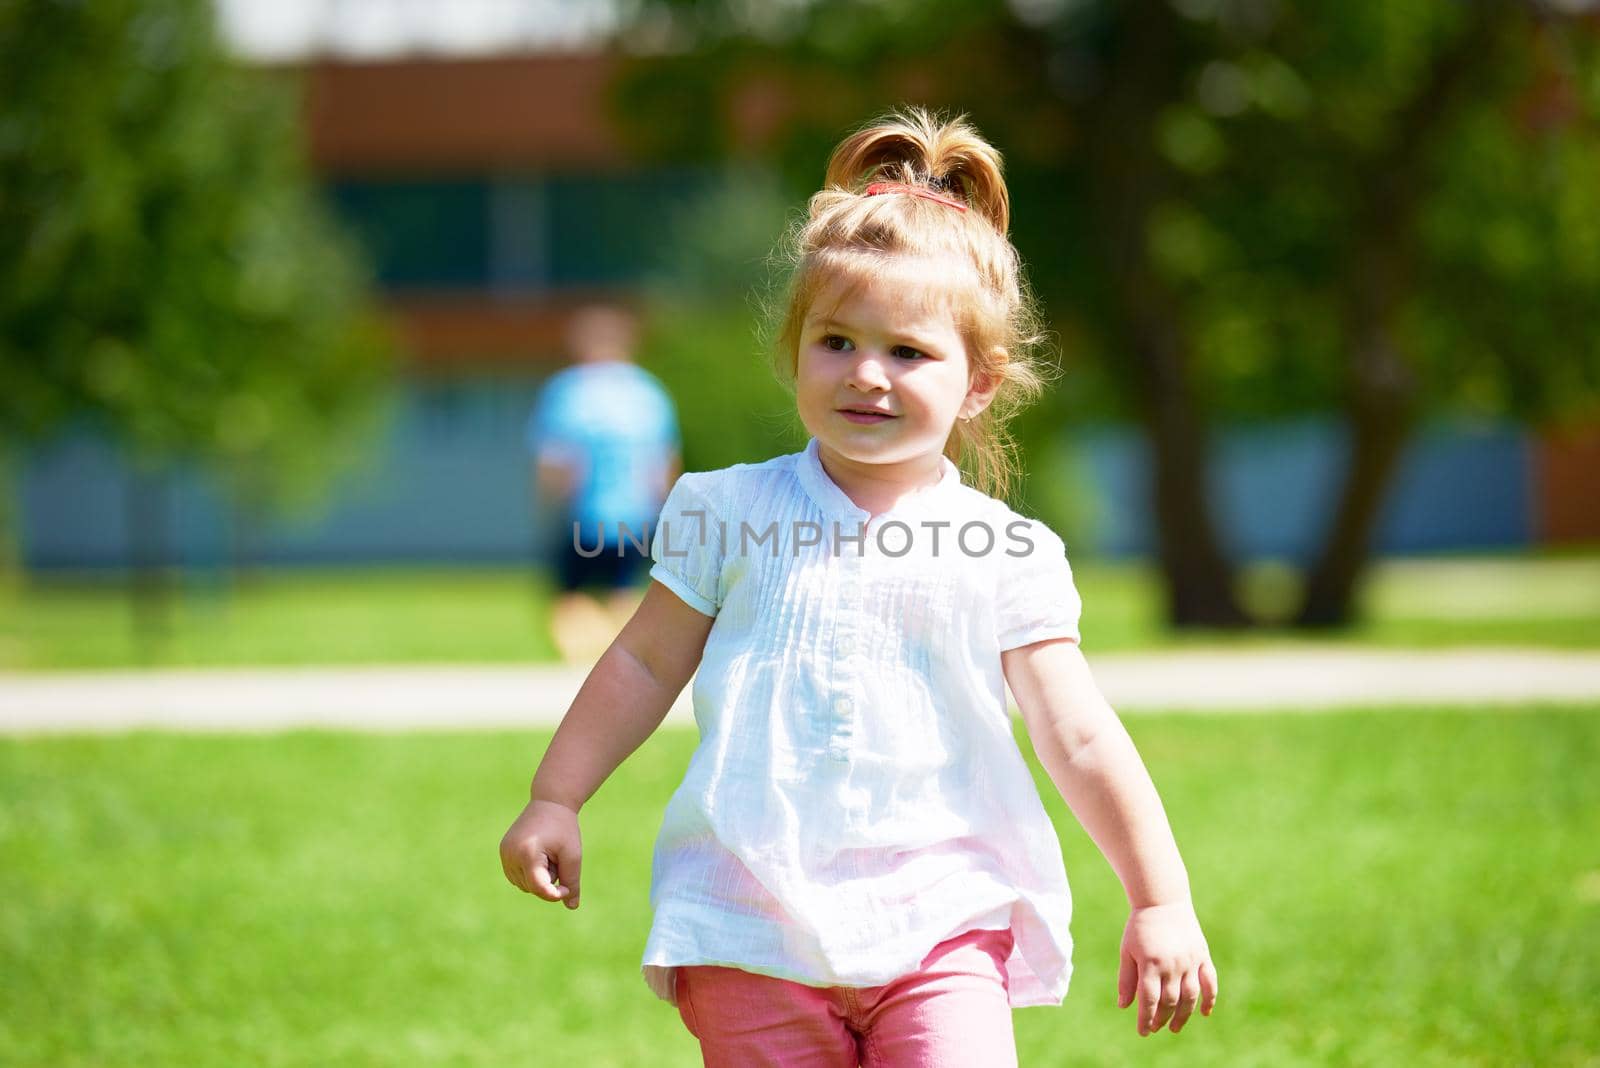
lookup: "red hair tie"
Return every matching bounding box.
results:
[863,181,968,212]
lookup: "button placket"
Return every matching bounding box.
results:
[828,543,863,760]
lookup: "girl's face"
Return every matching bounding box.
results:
[795,262,996,491]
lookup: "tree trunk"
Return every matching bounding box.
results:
[1295,1,1507,628]
[1297,319,1418,626]
[1092,0,1249,628]
[1130,284,1251,626]
[225,467,266,590]
[125,461,174,662]
[0,443,21,596]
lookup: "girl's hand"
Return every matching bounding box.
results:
[499,799,584,909]
[1117,900,1218,1036]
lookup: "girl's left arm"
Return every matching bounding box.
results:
[1003,638,1219,1037]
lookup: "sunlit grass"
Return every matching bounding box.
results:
[1,708,1596,1065]
[0,567,563,670]
[0,549,1595,671]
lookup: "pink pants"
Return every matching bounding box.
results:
[673,928,1018,1068]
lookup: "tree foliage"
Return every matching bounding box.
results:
[0,0,393,514]
[610,0,1600,627]
[636,170,808,474]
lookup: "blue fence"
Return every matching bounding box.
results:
[20,383,1532,570]
[1077,416,1530,560]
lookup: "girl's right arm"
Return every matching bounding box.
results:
[1003,637,1218,1035]
[498,580,714,909]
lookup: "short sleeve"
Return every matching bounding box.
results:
[525,373,574,457]
[640,372,680,451]
[649,473,724,617]
[995,518,1082,650]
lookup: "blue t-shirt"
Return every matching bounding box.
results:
[526,362,679,541]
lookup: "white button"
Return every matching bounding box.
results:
[832,696,853,716]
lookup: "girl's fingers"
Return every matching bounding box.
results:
[556,849,583,910]
[1138,966,1163,1036]
[1117,951,1138,1009]
[1153,971,1182,1033]
[1200,958,1219,1015]
[500,857,526,893]
[1169,969,1202,1032]
[527,851,568,902]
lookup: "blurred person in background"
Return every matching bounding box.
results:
[527,304,680,663]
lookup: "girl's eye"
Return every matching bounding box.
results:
[822,334,852,352]
[892,345,928,361]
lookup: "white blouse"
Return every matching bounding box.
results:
[640,437,1083,1008]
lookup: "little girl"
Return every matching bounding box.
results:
[500,107,1218,1066]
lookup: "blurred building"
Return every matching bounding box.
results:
[24,48,717,569]
[18,33,1600,569]
[305,52,706,370]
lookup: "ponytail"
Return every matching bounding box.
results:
[823,108,1011,235]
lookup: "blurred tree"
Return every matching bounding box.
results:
[0,0,392,632]
[609,0,1600,629]
[638,169,807,473]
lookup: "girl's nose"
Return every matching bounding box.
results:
[847,352,891,391]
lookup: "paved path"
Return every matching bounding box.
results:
[2,647,1597,733]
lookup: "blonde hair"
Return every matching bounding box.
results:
[770,106,1053,501]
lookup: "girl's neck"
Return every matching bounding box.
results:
[816,443,947,517]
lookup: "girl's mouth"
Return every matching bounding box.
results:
[839,409,895,424]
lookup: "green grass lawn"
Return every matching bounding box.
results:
[2,551,1597,671]
[2,708,1596,1066]
[0,567,565,671]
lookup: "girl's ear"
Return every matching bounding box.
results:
[962,374,1000,420]
[962,356,1004,420]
